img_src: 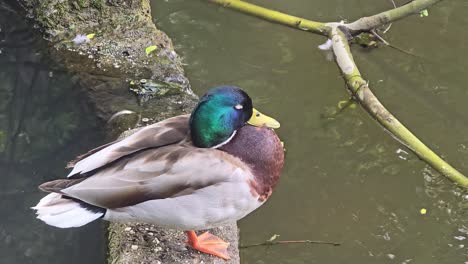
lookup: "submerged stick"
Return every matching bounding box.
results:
[241,239,341,249]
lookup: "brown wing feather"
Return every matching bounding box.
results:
[66,140,120,169]
[67,115,190,178]
[39,178,86,193]
[60,146,252,209]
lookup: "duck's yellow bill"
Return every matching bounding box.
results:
[247,108,280,129]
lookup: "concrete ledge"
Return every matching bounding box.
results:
[108,223,239,264]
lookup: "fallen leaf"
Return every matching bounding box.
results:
[145,45,158,55]
[419,9,429,17]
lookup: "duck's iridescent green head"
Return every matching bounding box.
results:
[190,86,280,148]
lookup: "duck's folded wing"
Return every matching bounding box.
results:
[60,146,252,209]
[67,114,190,178]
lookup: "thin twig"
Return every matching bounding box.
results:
[383,24,392,34]
[387,44,423,58]
[371,29,390,45]
[383,0,397,33]
[321,97,355,119]
[371,30,423,59]
[241,239,341,249]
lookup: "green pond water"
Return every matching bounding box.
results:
[0,3,105,264]
[151,0,468,263]
[1,1,467,263]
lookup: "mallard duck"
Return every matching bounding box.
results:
[32,86,284,260]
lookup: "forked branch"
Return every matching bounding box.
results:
[206,0,468,188]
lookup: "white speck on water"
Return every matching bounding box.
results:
[458,227,468,234]
[396,148,409,160]
[396,149,407,155]
[383,232,391,241]
[423,174,433,182]
[131,245,139,250]
[387,253,395,259]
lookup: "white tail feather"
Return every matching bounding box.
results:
[32,193,103,228]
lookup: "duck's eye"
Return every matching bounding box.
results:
[256,112,260,117]
[234,104,243,110]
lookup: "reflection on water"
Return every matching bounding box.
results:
[152,0,467,263]
[0,4,105,264]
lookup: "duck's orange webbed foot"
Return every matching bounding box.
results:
[185,230,230,260]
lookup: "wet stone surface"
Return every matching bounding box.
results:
[129,78,184,103]
[17,0,194,124]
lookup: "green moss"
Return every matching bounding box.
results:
[129,79,184,103]
[353,33,378,48]
[107,224,123,264]
[90,0,104,10]
[77,0,89,8]
[34,0,71,29]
